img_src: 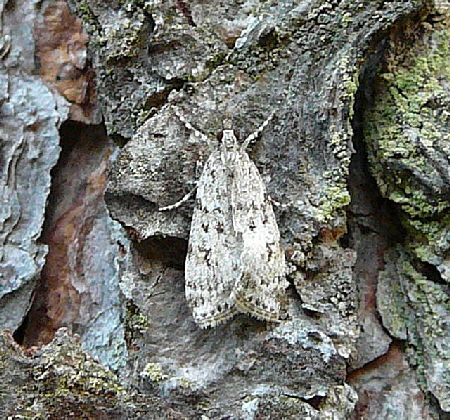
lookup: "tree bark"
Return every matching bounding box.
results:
[1,0,449,418]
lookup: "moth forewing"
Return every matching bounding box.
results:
[184,150,240,327]
[230,149,287,321]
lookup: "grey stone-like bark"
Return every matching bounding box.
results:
[2,0,450,418]
[67,0,427,417]
[0,0,67,331]
[0,0,128,373]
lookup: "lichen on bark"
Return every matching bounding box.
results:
[363,9,450,413]
[4,0,450,418]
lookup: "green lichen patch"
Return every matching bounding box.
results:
[31,329,125,405]
[364,21,450,262]
[364,24,450,211]
[317,182,351,223]
[140,362,169,382]
[0,328,182,418]
[125,300,149,346]
[75,0,100,31]
[315,54,359,224]
[2,329,125,418]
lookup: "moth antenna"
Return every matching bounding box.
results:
[241,110,275,151]
[173,106,210,143]
[159,187,196,211]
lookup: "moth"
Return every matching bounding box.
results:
[161,110,287,328]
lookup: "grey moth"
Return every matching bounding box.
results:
[162,112,287,328]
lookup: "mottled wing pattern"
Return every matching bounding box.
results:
[184,150,239,327]
[182,122,286,328]
[230,149,287,321]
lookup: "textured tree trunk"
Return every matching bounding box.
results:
[1,0,450,418]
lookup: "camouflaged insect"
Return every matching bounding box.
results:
[162,111,287,328]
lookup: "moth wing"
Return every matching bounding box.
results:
[184,151,239,328]
[231,151,287,322]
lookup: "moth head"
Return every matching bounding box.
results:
[218,129,239,151]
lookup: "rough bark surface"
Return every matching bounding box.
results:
[1,0,450,418]
[0,329,184,418]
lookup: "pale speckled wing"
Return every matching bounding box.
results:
[184,128,287,328]
[230,150,287,321]
[184,150,239,327]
